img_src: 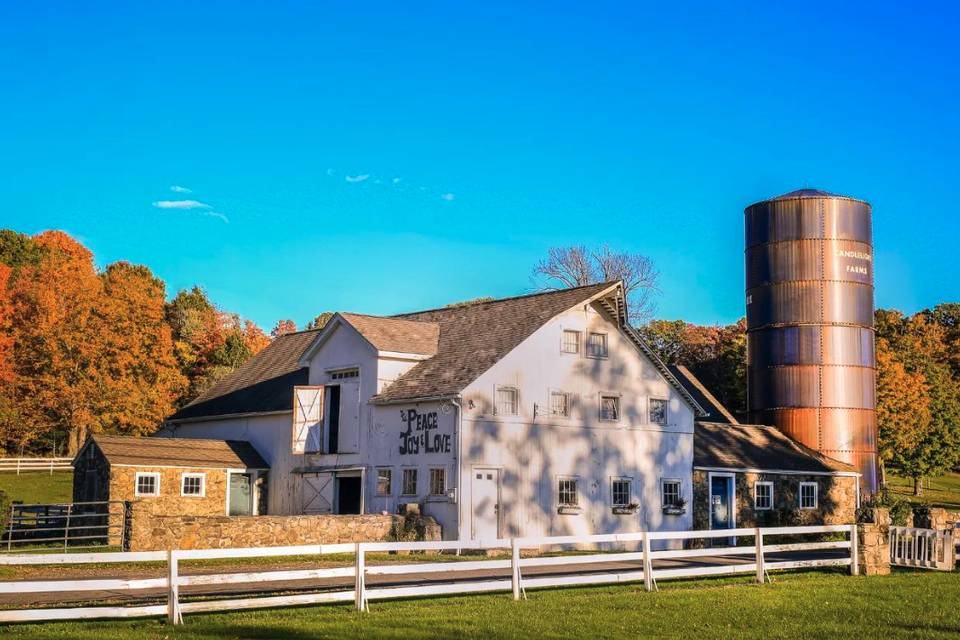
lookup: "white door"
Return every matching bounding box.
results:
[301,473,334,514]
[337,381,361,453]
[471,468,501,540]
[292,386,324,454]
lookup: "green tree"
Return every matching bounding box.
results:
[306,312,333,331]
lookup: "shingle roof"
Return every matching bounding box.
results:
[372,282,618,402]
[694,422,856,474]
[87,434,269,469]
[668,365,739,425]
[340,313,439,356]
[168,329,318,421]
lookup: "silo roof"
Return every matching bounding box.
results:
[747,188,869,208]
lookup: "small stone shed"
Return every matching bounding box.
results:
[693,421,860,530]
[73,435,270,517]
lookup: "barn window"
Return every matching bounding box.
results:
[599,395,620,421]
[754,481,773,511]
[496,386,519,416]
[181,473,206,497]
[329,368,359,381]
[611,478,631,507]
[429,468,446,496]
[549,391,570,417]
[135,472,160,497]
[376,468,392,496]
[661,479,682,507]
[558,478,579,507]
[586,332,608,358]
[402,468,418,496]
[561,330,581,354]
[649,398,668,425]
[799,482,818,509]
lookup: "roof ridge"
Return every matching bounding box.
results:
[392,281,619,318]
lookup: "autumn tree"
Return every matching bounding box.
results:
[875,337,931,485]
[271,319,298,337]
[306,312,333,331]
[531,245,659,322]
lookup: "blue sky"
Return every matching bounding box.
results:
[1,2,956,329]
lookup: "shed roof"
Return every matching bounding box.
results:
[86,434,269,469]
[694,422,856,474]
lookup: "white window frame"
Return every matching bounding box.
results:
[428,467,446,496]
[375,467,392,496]
[401,468,418,496]
[180,472,206,498]
[557,476,580,508]
[561,329,581,354]
[586,332,608,359]
[648,398,668,426]
[754,481,773,511]
[799,481,818,510]
[328,367,359,381]
[549,390,570,418]
[135,472,161,497]
[661,478,682,508]
[599,393,620,422]
[495,385,519,416]
[611,477,632,507]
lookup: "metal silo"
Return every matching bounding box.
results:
[745,189,878,494]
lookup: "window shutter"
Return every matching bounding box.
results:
[292,386,325,454]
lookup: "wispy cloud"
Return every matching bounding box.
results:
[152,199,212,210]
[170,185,192,194]
[440,193,455,201]
[345,174,370,183]
[202,211,230,223]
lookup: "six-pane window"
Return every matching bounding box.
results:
[755,481,773,510]
[799,482,818,509]
[402,469,418,496]
[496,386,519,415]
[376,468,392,496]
[181,473,205,497]
[599,395,620,421]
[611,478,631,507]
[558,478,579,507]
[661,479,682,507]
[649,398,668,425]
[586,332,608,358]
[135,473,159,497]
[550,391,569,417]
[562,330,581,354]
[429,468,446,496]
[329,368,359,380]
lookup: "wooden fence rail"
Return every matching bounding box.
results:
[889,526,955,570]
[0,524,858,625]
[0,458,72,475]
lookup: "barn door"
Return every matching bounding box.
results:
[301,473,334,514]
[337,381,361,453]
[292,386,324,454]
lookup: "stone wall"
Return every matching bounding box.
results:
[857,508,890,576]
[693,470,857,530]
[126,501,441,551]
[917,507,960,531]
[110,466,231,517]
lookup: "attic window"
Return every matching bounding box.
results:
[649,398,668,426]
[562,330,581,354]
[496,386,519,416]
[329,368,359,381]
[586,332,608,358]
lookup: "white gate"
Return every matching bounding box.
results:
[889,526,955,570]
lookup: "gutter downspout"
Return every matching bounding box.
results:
[450,397,463,545]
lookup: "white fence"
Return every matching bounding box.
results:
[889,526,955,571]
[0,458,72,475]
[0,524,857,625]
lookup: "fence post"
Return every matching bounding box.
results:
[355,542,367,612]
[16,458,20,476]
[62,504,73,552]
[5,504,13,551]
[755,527,765,584]
[511,537,522,601]
[642,531,653,592]
[849,524,859,575]
[167,550,182,625]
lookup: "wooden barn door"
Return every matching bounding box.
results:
[292,386,325,454]
[300,473,334,514]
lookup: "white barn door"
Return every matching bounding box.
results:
[337,381,361,453]
[292,386,324,454]
[301,473,334,514]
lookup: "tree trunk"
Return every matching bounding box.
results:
[913,476,924,497]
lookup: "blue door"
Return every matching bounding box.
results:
[710,476,732,530]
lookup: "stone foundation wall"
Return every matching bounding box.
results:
[692,470,857,530]
[126,501,441,551]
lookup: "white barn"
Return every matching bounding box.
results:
[162,282,706,541]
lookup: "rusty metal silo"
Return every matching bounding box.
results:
[745,189,878,494]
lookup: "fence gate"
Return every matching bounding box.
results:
[889,526,956,570]
[2,501,126,552]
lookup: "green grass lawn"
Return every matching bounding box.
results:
[0,472,73,505]
[3,569,959,639]
[886,471,960,510]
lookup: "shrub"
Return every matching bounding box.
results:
[857,487,913,525]
[388,512,422,542]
